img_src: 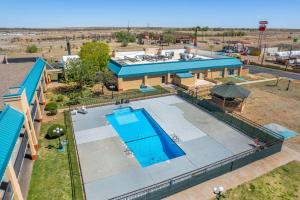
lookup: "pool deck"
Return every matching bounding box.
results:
[71,95,254,200]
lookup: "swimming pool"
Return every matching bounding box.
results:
[106,107,185,167]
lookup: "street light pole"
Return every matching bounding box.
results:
[109,85,115,99]
[213,186,225,200]
[53,127,64,149]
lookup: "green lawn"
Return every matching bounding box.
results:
[214,76,245,84]
[222,161,300,200]
[28,113,84,200]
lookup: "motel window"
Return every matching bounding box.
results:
[228,69,235,75]
[197,73,200,79]
[219,71,223,77]
[170,74,174,78]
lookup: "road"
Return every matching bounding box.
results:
[246,65,300,80]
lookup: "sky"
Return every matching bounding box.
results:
[0,0,300,28]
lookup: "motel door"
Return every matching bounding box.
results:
[161,76,166,83]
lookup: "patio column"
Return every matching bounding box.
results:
[24,117,38,160]
[34,93,43,122]
[207,69,211,79]
[238,66,243,76]
[25,110,39,150]
[39,85,46,105]
[166,73,171,83]
[223,67,228,78]
[5,162,24,200]
[143,75,148,85]
[117,78,124,91]
[42,72,47,92]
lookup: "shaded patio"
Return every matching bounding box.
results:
[211,82,251,113]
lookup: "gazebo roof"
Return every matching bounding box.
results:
[211,82,250,99]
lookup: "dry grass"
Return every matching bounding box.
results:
[241,79,300,152]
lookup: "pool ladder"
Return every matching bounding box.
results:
[124,147,133,156]
[171,134,180,143]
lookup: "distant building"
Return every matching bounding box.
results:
[275,50,300,64]
[61,55,79,68]
[109,47,248,91]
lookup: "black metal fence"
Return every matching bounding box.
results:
[64,112,85,200]
[109,91,283,200]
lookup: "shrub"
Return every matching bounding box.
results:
[121,39,128,47]
[56,95,64,102]
[250,49,261,56]
[26,44,38,53]
[66,97,80,106]
[46,124,66,139]
[45,102,58,115]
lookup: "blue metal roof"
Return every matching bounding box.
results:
[2,58,46,104]
[20,58,46,104]
[109,58,242,78]
[0,104,24,181]
[176,72,193,78]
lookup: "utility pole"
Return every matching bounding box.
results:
[261,44,267,65]
[194,26,201,47]
[127,21,131,33]
[66,36,71,55]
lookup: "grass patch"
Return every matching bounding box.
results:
[214,76,245,84]
[223,161,300,200]
[28,113,84,200]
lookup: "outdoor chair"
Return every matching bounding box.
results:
[78,106,88,114]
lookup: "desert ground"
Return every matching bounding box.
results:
[1,28,300,62]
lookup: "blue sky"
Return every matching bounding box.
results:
[1,0,299,28]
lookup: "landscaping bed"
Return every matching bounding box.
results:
[46,83,170,108]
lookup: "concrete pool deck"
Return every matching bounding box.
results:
[71,95,254,200]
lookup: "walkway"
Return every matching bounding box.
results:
[246,65,300,80]
[165,145,300,200]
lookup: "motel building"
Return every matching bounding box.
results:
[109,47,249,91]
[0,58,49,199]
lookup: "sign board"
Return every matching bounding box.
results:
[259,21,268,25]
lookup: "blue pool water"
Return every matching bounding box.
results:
[106,107,185,167]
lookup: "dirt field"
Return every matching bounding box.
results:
[241,79,300,152]
[1,28,300,62]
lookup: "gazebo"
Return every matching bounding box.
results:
[211,82,251,112]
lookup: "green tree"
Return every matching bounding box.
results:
[44,102,58,116]
[26,44,38,53]
[79,41,110,72]
[114,31,136,44]
[162,30,175,45]
[121,39,129,47]
[65,59,97,89]
[96,70,116,94]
